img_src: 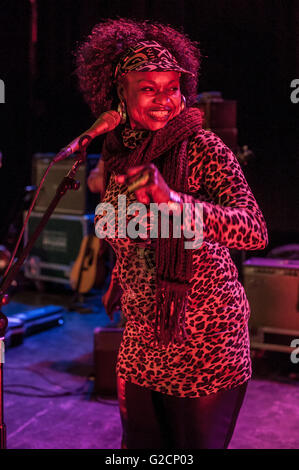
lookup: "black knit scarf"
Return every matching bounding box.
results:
[102,107,203,345]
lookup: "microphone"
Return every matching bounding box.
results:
[53,110,121,163]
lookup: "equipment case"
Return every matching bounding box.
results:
[243,257,299,353]
[23,211,94,284]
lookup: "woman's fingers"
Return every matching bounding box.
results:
[127,165,148,176]
[127,172,150,193]
[114,164,170,204]
[115,164,155,189]
[115,174,126,184]
[115,166,145,185]
[135,187,151,204]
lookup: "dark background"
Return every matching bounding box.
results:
[0,0,298,248]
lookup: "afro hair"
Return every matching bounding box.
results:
[74,18,201,117]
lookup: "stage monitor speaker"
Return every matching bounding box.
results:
[243,257,299,332]
[32,153,100,215]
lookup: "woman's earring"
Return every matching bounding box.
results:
[117,100,127,124]
[180,95,186,111]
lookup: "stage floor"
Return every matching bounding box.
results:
[2,284,299,449]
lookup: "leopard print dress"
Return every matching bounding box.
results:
[95,126,268,398]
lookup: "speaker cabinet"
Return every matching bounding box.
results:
[94,327,124,396]
[195,99,238,153]
[32,153,100,215]
[243,257,299,351]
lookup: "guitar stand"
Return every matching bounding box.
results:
[0,136,91,449]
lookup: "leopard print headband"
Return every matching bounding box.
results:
[114,40,194,81]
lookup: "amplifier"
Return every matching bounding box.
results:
[195,98,238,153]
[32,153,100,215]
[94,327,124,396]
[24,211,94,284]
[243,257,299,351]
[196,99,237,129]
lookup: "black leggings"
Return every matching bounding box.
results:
[117,377,248,449]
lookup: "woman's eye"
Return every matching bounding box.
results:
[140,86,179,93]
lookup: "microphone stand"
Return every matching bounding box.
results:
[0,135,91,449]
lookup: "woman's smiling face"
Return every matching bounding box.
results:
[118,71,182,131]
